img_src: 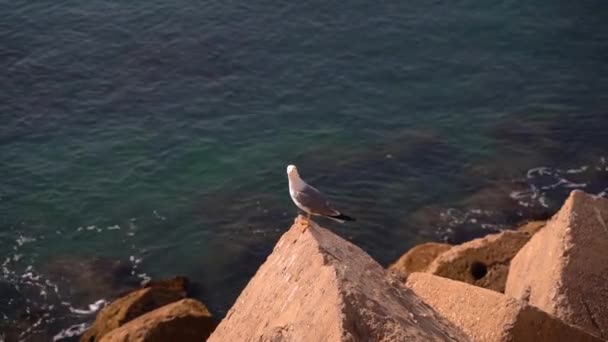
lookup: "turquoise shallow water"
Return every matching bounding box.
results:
[2,1,608,339]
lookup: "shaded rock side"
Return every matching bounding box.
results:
[506,190,608,338]
[208,216,470,342]
[80,287,185,342]
[388,242,451,279]
[142,276,189,297]
[426,221,545,293]
[406,273,603,342]
[99,298,215,342]
[515,220,546,236]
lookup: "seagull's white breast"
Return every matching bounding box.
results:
[288,180,311,214]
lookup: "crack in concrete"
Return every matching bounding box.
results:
[582,297,604,338]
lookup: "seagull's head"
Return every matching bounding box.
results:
[286,165,299,177]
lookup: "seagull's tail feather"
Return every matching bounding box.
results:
[328,213,356,223]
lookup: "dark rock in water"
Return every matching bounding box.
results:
[460,181,553,223]
[0,281,62,342]
[1,309,55,342]
[483,115,558,166]
[409,204,448,232]
[1,256,145,342]
[80,286,186,342]
[410,180,553,244]
[41,255,141,308]
[0,255,141,341]
[98,299,215,342]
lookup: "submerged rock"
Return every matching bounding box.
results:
[1,309,55,342]
[406,273,602,342]
[409,183,550,246]
[42,255,140,308]
[506,190,608,339]
[0,281,65,342]
[208,216,470,342]
[99,299,215,342]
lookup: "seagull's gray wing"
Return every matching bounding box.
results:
[294,184,340,217]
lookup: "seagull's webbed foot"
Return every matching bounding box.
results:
[301,212,312,232]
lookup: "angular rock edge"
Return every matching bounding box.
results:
[406,272,603,342]
[99,298,215,342]
[80,286,185,342]
[506,190,608,339]
[425,223,542,293]
[208,216,470,342]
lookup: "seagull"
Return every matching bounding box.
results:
[286,165,355,231]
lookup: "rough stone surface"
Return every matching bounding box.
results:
[80,286,185,342]
[142,276,189,297]
[506,190,608,339]
[99,298,215,342]
[515,220,546,236]
[388,242,451,280]
[426,222,545,293]
[208,216,470,342]
[406,273,603,342]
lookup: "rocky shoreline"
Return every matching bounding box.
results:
[79,190,607,341]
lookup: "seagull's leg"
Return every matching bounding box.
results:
[302,212,311,232]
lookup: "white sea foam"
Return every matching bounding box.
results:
[437,158,608,242]
[527,166,552,178]
[566,165,588,174]
[2,222,148,342]
[153,210,166,221]
[16,235,36,247]
[69,299,107,315]
[53,323,89,341]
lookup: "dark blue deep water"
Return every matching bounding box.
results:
[1,1,608,339]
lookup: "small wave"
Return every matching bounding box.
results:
[436,158,608,242]
[53,323,89,341]
[526,166,554,178]
[67,299,107,315]
[514,159,606,209]
[0,221,149,341]
[16,235,36,247]
[153,210,166,221]
[566,165,588,174]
